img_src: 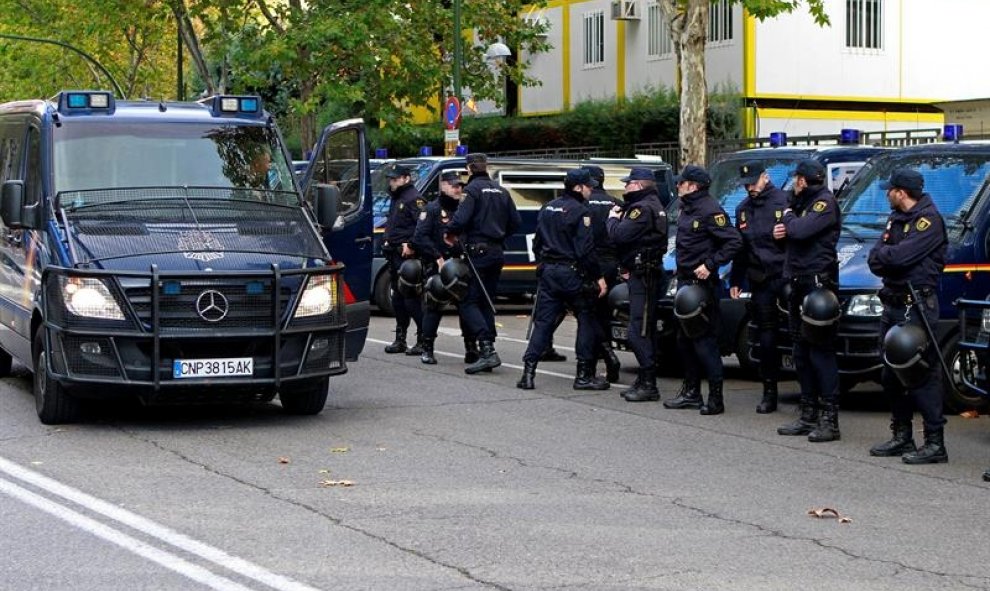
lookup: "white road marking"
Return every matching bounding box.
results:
[435,326,576,351]
[0,456,321,591]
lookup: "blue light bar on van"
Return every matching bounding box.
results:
[202,95,264,118]
[769,132,787,147]
[375,148,389,158]
[944,124,963,143]
[419,146,433,156]
[455,144,468,156]
[57,91,115,115]
[839,128,862,144]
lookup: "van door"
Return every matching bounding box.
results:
[302,119,372,361]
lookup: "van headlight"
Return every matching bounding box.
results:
[981,309,990,333]
[293,275,337,318]
[846,293,883,317]
[63,278,125,320]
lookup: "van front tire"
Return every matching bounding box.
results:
[33,328,82,425]
[280,377,330,415]
[0,348,12,378]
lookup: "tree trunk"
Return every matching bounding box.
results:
[168,0,215,96]
[678,0,708,167]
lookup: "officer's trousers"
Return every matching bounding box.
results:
[880,297,946,431]
[676,279,723,383]
[593,258,620,348]
[460,250,503,342]
[627,272,658,368]
[789,280,839,404]
[422,300,469,341]
[523,264,596,363]
[387,251,423,333]
[750,277,785,382]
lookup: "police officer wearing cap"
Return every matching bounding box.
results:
[445,153,522,374]
[518,169,609,391]
[665,165,741,415]
[383,164,427,355]
[412,170,471,365]
[867,168,949,464]
[729,161,789,414]
[773,159,842,442]
[582,164,624,381]
[607,167,669,402]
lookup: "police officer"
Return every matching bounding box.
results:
[382,164,426,355]
[606,167,669,402]
[445,153,522,374]
[581,165,624,381]
[867,168,949,464]
[518,169,609,391]
[729,161,789,414]
[664,165,741,415]
[773,159,842,442]
[412,171,472,365]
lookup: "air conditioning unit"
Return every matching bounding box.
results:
[610,0,640,20]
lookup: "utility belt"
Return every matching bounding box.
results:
[631,248,664,273]
[541,255,577,266]
[879,286,936,307]
[790,273,836,290]
[746,266,781,285]
[465,241,503,257]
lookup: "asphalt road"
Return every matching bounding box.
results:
[2,310,990,591]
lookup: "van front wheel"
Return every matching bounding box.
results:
[280,378,330,415]
[33,328,82,425]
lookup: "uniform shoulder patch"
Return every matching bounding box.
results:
[812,200,828,213]
[903,223,910,233]
[415,199,426,209]
[739,211,747,223]
[714,213,727,227]
[583,215,591,227]
[774,210,783,220]
[628,208,642,220]
[916,217,932,231]
[419,211,427,221]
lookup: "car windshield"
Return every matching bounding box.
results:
[708,157,802,219]
[53,121,297,206]
[840,151,990,236]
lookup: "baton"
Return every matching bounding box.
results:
[526,287,541,340]
[463,249,497,316]
[906,281,954,386]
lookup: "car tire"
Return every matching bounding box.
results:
[33,327,82,425]
[942,332,990,414]
[373,269,394,316]
[280,377,330,415]
[734,323,759,379]
[0,348,12,378]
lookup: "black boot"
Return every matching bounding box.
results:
[699,381,725,415]
[516,360,537,390]
[777,395,819,436]
[420,338,437,365]
[541,347,568,362]
[808,403,840,442]
[384,327,407,354]
[405,334,424,356]
[756,381,778,414]
[619,372,643,397]
[601,343,621,383]
[902,428,948,464]
[463,339,479,364]
[623,367,659,402]
[574,359,610,391]
[465,341,501,374]
[663,379,702,409]
[869,420,916,457]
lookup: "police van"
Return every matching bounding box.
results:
[0,90,372,423]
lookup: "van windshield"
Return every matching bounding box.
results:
[53,121,297,206]
[840,151,990,236]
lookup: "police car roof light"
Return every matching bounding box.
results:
[375,148,389,158]
[839,128,862,145]
[419,146,433,156]
[944,124,963,143]
[455,144,468,156]
[57,91,115,115]
[769,132,787,147]
[201,95,264,118]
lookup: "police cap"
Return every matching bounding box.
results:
[465,152,488,164]
[673,164,711,186]
[880,168,924,192]
[738,160,766,185]
[792,159,826,183]
[385,164,414,179]
[620,167,656,183]
[581,164,606,185]
[565,168,598,188]
[440,171,465,185]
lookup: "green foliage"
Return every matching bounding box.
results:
[738,0,830,26]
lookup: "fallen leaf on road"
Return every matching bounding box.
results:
[318,469,331,474]
[330,447,350,453]
[277,456,291,464]
[808,507,853,523]
[960,410,980,419]
[319,479,354,488]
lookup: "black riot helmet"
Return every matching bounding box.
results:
[439,258,471,301]
[397,258,424,297]
[883,323,931,388]
[777,281,794,315]
[674,284,710,339]
[800,288,841,346]
[424,273,452,308]
[607,282,630,313]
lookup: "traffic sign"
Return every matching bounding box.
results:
[444,96,461,130]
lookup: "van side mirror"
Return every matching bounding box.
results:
[1,181,24,228]
[315,183,340,229]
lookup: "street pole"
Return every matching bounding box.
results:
[177,21,185,101]
[453,0,462,105]
[0,33,125,98]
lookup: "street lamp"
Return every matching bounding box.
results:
[451,0,511,108]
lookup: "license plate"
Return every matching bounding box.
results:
[612,326,628,340]
[173,357,253,379]
[782,354,794,370]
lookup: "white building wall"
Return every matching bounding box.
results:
[569,0,616,104]
[519,5,565,114]
[757,115,942,137]
[622,8,677,95]
[900,0,990,100]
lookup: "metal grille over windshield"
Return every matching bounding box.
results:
[58,187,326,264]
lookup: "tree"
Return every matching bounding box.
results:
[658,0,829,166]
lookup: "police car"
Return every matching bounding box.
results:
[0,90,372,423]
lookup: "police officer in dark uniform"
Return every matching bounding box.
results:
[773,159,842,442]
[412,171,471,365]
[445,153,522,374]
[664,165,742,415]
[867,168,949,464]
[729,161,789,414]
[582,164,624,381]
[606,167,669,402]
[518,169,609,391]
[382,164,426,355]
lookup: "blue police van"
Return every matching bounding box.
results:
[611,139,884,374]
[0,90,372,423]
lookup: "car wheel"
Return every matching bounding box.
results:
[33,327,82,425]
[942,332,990,414]
[0,348,12,378]
[734,324,758,379]
[373,269,394,316]
[280,377,330,415]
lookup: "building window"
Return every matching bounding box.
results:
[846,0,884,50]
[647,2,672,58]
[707,0,733,44]
[583,10,605,66]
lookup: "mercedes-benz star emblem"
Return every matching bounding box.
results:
[195,290,229,323]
